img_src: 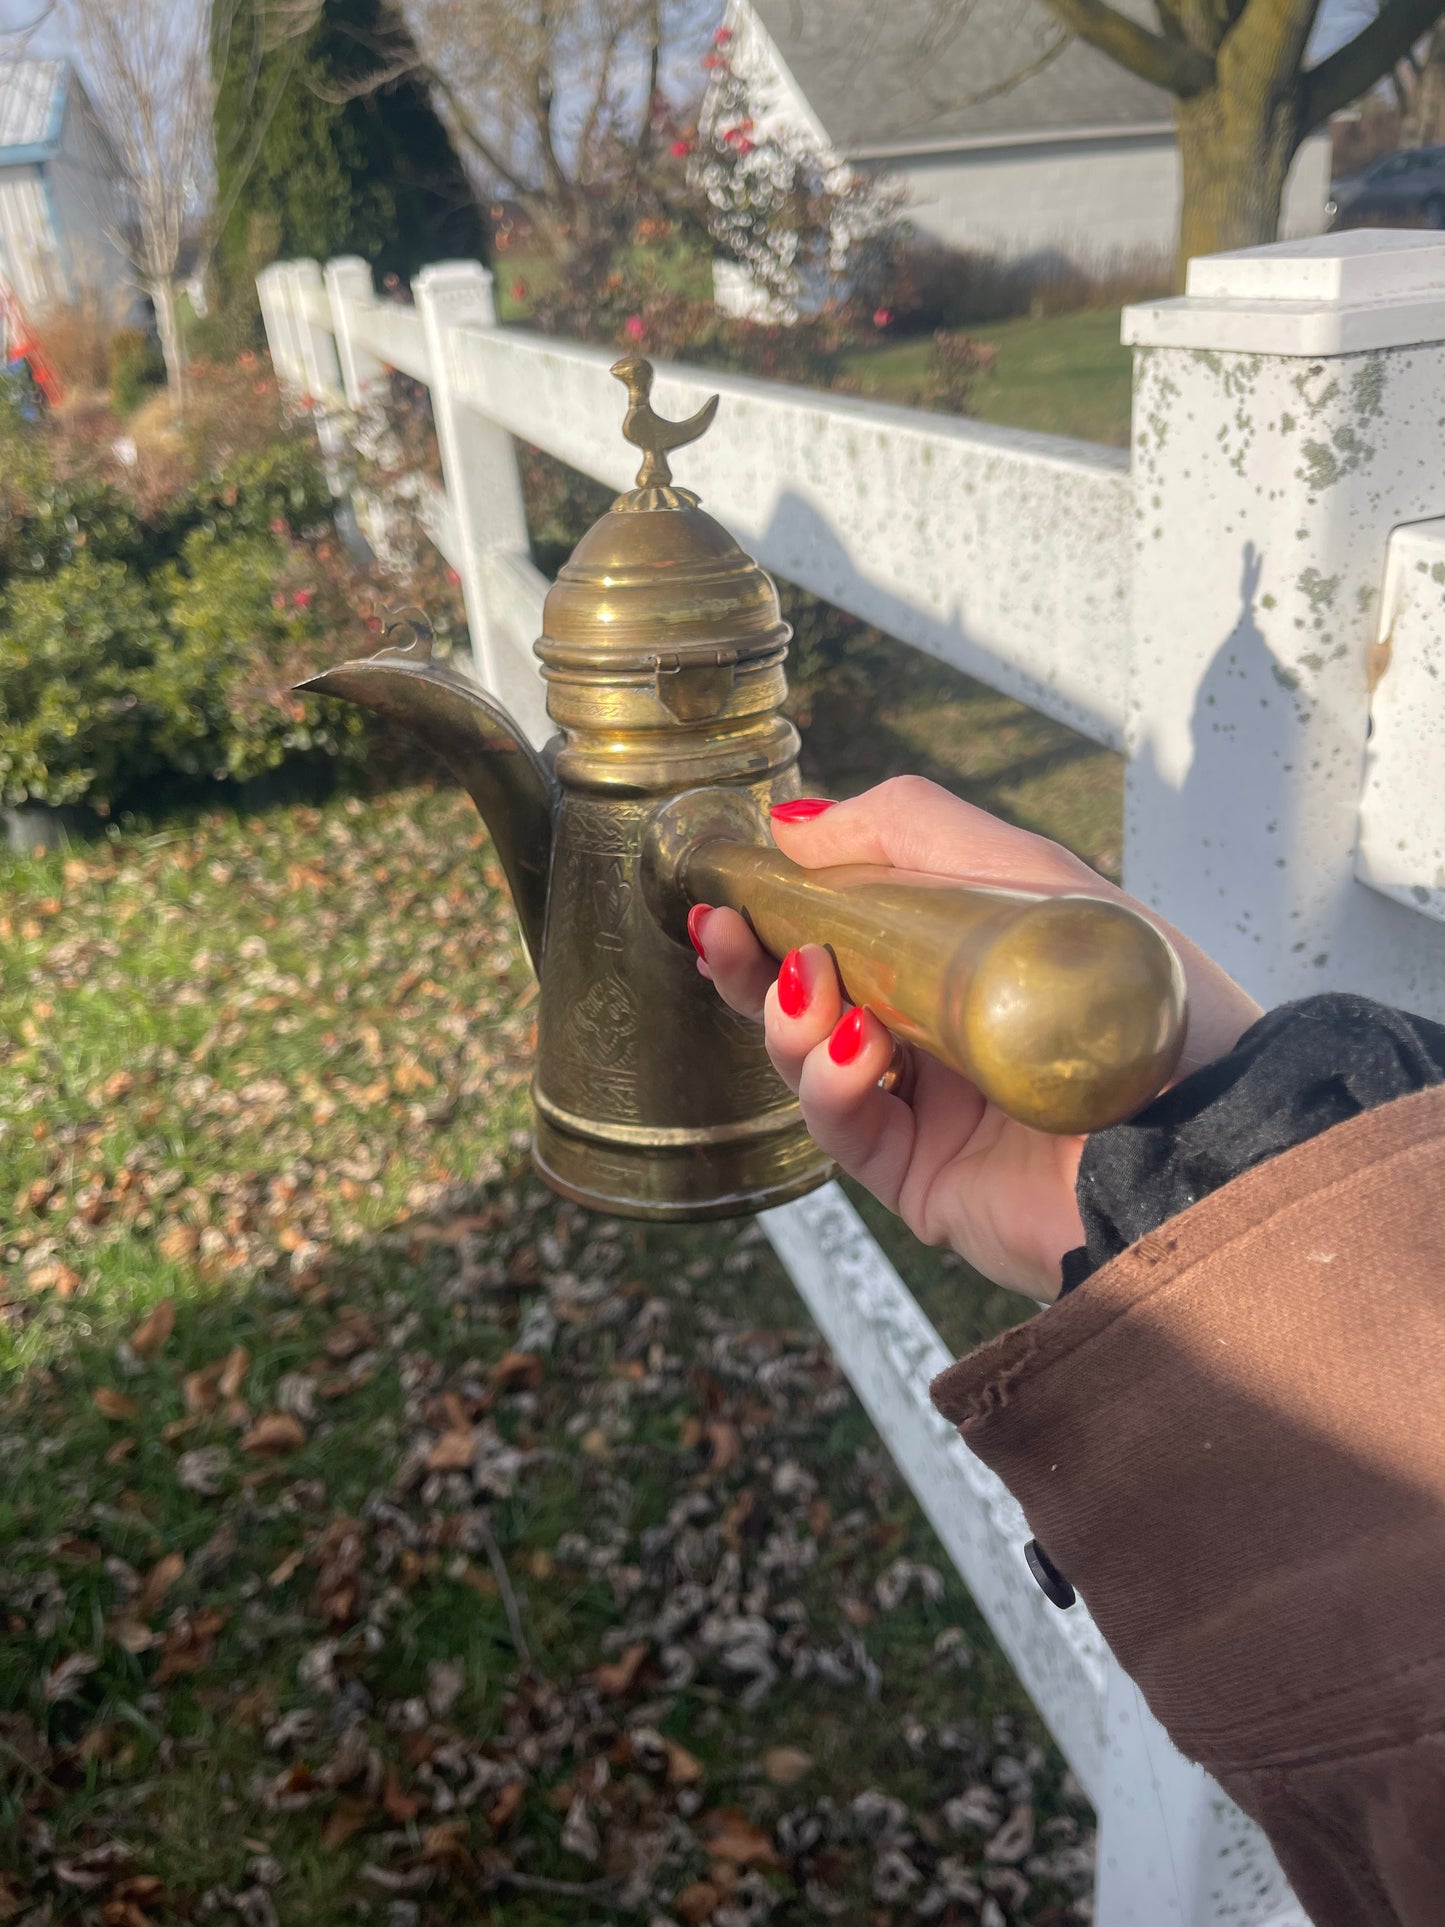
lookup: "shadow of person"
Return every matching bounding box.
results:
[1126,541,1309,993]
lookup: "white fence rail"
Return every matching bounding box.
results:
[259,231,1445,1927]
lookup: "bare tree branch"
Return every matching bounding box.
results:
[1299,0,1445,130]
[424,64,536,201]
[910,29,1073,125]
[0,1,55,51]
[637,0,663,157]
[57,0,213,410]
[1038,0,1215,92]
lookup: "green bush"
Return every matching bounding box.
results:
[144,529,363,783]
[0,478,158,590]
[175,440,331,545]
[0,361,369,818]
[110,331,167,414]
[0,554,160,809]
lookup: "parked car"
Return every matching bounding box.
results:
[1326,145,1445,229]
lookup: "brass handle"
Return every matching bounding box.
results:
[685,840,1187,1136]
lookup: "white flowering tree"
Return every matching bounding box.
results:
[693,22,901,319]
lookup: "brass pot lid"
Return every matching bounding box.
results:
[536,357,790,680]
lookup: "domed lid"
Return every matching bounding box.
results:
[536,357,790,682]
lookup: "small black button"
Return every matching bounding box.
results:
[1025,1539,1076,1609]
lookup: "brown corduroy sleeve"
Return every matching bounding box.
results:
[930,1087,1445,1927]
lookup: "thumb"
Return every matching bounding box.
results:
[770,776,1094,892]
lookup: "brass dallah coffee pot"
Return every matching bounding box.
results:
[301,358,1186,1221]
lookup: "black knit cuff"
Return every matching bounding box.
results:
[1059,993,1445,1295]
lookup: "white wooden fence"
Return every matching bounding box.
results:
[259,231,1445,1927]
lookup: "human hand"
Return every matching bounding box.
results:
[691,778,1262,1299]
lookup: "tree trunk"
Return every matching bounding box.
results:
[1174,86,1299,289]
[151,278,187,418]
[1403,25,1445,149]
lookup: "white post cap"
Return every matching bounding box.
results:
[1124,230,1445,356]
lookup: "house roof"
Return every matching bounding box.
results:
[0,58,67,162]
[747,0,1174,156]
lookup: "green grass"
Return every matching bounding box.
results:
[0,776,1096,1925]
[794,641,1122,888]
[843,308,1135,448]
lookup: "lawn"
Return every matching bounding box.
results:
[842,310,1135,449]
[0,761,1099,1923]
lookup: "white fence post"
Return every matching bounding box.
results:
[269,258,368,559]
[256,261,305,394]
[323,256,385,410]
[412,261,543,732]
[279,258,345,409]
[1090,226,1445,1927]
[1122,232,1445,1020]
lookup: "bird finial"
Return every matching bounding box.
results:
[610,355,720,491]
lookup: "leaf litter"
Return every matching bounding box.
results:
[0,782,1094,1923]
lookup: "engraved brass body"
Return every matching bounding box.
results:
[301,359,1186,1220]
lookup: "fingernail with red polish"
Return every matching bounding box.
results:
[777,949,809,1018]
[687,903,713,956]
[828,1006,867,1065]
[770,798,836,823]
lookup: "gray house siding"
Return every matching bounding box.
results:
[0,60,131,323]
[42,88,131,315]
[734,0,1329,267]
[873,131,1331,262]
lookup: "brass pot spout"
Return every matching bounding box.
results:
[297,618,556,972]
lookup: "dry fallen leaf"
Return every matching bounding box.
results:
[217,1345,251,1400]
[485,1779,524,1833]
[152,1609,225,1684]
[268,1548,305,1588]
[490,1350,545,1392]
[74,1723,127,1765]
[156,1221,200,1265]
[321,1312,374,1360]
[136,1551,186,1619]
[675,1880,721,1924]
[664,1737,704,1787]
[183,1364,223,1415]
[763,1745,814,1786]
[706,1420,742,1474]
[241,1412,307,1455]
[108,1617,160,1656]
[699,1808,781,1868]
[53,1841,133,1890]
[44,1653,99,1703]
[129,1298,176,1360]
[29,1262,82,1297]
[92,1388,141,1422]
[321,1795,376,1850]
[421,1820,472,1867]
[381,1768,424,1825]
[592,1641,648,1698]
[425,1427,475,1472]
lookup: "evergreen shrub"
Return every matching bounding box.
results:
[145,530,364,783]
[0,555,160,808]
